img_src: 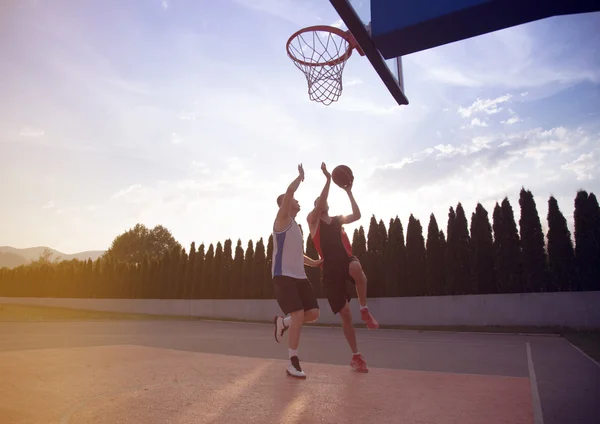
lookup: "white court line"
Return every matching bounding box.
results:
[565,339,600,369]
[526,342,544,424]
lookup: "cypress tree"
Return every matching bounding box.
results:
[406,214,427,296]
[212,242,223,299]
[426,213,445,296]
[243,240,254,299]
[470,203,496,294]
[202,244,214,299]
[493,198,523,293]
[574,190,600,290]
[383,218,397,297]
[393,217,407,297]
[177,248,188,298]
[588,193,600,291]
[546,196,576,291]
[352,226,367,260]
[365,216,382,297]
[263,235,274,299]
[231,239,245,298]
[445,206,457,295]
[185,242,196,299]
[221,239,233,298]
[518,188,550,292]
[192,243,205,298]
[253,238,266,298]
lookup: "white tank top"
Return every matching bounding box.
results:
[272,218,307,280]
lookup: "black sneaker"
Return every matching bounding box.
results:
[286,355,306,379]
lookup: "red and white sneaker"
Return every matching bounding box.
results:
[360,307,379,329]
[273,315,288,343]
[351,353,369,373]
[286,356,307,379]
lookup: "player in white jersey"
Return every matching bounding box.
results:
[272,164,322,379]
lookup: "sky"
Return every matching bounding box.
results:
[1,0,599,254]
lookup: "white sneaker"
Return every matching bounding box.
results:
[286,356,306,379]
[273,315,288,343]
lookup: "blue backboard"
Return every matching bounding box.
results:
[328,0,600,106]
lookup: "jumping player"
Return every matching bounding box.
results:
[271,163,322,379]
[306,162,379,373]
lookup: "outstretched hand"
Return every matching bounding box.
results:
[298,163,304,181]
[343,180,353,192]
[321,162,331,179]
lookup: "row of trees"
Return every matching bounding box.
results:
[1,188,599,299]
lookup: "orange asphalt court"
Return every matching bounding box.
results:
[1,344,534,424]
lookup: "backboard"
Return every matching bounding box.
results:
[317,0,600,106]
[329,0,408,106]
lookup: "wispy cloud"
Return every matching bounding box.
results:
[561,151,599,181]
[458,95,512,118]
[19,127,45,137]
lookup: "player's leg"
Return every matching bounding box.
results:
[348,258,379,329]
[339,302,369,373]
[275,277,320,341]
[272,276,308,378]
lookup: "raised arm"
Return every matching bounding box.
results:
[307,163,331,227]
[339,181,361,224]
[275,164,304,230]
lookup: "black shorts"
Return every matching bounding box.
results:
[323,255,359,315]
[273,276,320,316]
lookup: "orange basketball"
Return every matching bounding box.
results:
[332,165,354,188]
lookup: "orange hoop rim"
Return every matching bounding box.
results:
[286,25,364,68]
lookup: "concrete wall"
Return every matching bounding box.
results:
[2,290,599,328]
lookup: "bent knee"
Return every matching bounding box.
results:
[305,308,320,322]
[338,303,352,321]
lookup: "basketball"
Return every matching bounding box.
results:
[332,165,354,188]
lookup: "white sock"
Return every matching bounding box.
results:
[353,352,361,356]
[283,315,292,327]
[360,305,368,311]
[289,348,298,359]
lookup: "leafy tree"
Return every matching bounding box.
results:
[103,223,181,265]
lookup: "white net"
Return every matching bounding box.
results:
[287,28,353,106]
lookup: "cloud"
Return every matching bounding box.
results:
[170,132,183,144]
[368,126,595,192]
[458,95,512,118]
[469,118,488,127]
[406,14,600,93]
[561,151,599,181]
[502,116,522,125]
[19,127,45,137]
[42,201,55,210]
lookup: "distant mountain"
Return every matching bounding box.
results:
[0,246,105,269]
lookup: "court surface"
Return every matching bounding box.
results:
[1,320,599,423]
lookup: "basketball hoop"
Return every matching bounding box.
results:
[286,26,365,106]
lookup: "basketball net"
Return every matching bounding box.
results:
[286,26,364,106]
